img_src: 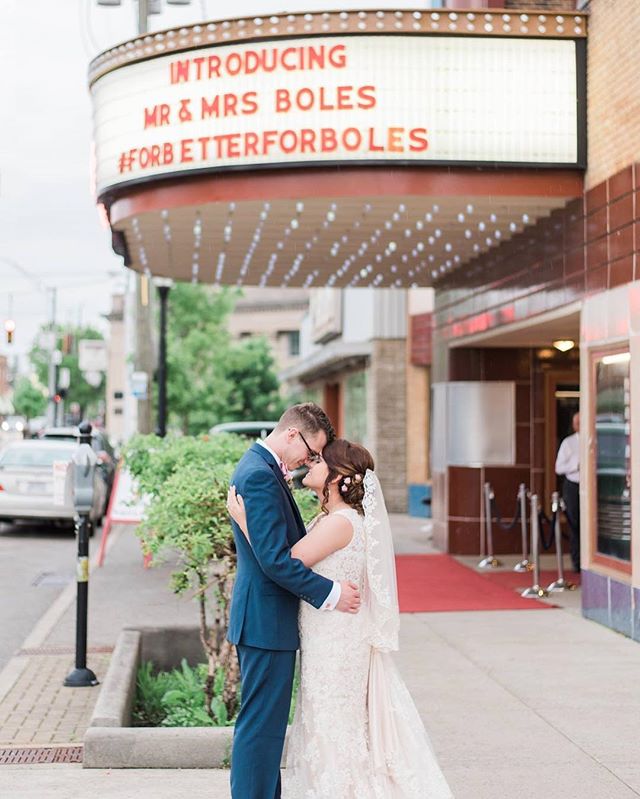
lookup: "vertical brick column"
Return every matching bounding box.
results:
[368,339,407,513]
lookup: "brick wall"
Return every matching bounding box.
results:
[368,339,407,512]
[409,313,432,366]
[587,0,640,189]
[434,163,640,343]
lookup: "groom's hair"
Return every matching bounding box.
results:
[276,403,336,443]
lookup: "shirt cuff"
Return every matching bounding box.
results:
[320,581,341,611]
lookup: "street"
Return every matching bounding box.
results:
[0,521,87,670]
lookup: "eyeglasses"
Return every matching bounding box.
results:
[296,429,322,463]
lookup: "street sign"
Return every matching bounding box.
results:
[83,371,103,388]
[79,340,108,372]
[130,371,148,400]
[58,367,71,390]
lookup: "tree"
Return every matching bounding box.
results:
[29,326,105,418]
[224,337,286,421]
[12,377,47,420]
[166,284,236,435]
[166,285,285,434]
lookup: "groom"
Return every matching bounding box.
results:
[228,403,361,799]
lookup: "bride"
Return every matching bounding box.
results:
[227,437,453,798]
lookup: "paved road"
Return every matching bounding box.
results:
[0,520,94,669]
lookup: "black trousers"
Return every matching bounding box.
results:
[562,479,580,571]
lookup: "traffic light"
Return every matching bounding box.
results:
[4,319,15,345]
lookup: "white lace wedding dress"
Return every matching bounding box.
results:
[282,507,453,798]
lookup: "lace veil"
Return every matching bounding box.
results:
[362,469,400,652]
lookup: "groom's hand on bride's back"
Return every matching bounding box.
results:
[336,581,361,614]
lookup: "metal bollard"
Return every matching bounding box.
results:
[513,483,532,573]
[547,493,576,592]
[478,482,503,569]
[521,494,549,599]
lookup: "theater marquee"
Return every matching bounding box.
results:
[91,34,583,195]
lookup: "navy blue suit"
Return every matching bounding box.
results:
[228,443,333,799]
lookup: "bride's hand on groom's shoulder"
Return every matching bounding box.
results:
[227,486,248,534]
[336,581,361,614]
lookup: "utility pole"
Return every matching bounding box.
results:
[134,0,154,434]
[47,288,58,427]
[154,278,172,437]
[138,0,149,33]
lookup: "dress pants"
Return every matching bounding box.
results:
[231,645,296,799]
[562,478,580,571]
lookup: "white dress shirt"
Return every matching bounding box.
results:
[256,440,341,610]
[555,432,580,483]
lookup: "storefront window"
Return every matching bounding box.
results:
[594,351,631,561]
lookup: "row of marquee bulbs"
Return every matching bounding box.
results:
[132,202,534,289]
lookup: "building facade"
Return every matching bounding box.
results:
[104,293,127,445]
[282,287,409,512]
[89,1,639,637]
[226,287,309,376]
[422,0,639,640]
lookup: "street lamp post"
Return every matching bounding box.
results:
[154,278,173,437]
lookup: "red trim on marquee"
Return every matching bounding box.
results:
[109,166,584,225]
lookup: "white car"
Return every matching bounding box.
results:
[0,440,107,527]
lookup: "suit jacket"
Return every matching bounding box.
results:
[227,443,333,651]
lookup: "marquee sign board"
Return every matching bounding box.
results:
[91,34,583,195]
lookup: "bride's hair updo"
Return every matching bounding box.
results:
[321,439,375,516]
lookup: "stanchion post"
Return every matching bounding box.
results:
[514,483,531,573]
[478,482,503,569]
[64,422,99,688]
[547,492,576,592]
[521,493,549,599]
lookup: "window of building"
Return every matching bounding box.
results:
[344,370,368,446]
[278,330,300,357]
[594,350,631,563]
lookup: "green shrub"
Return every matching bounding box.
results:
[134,659,238,728]
[123,432,319,724]
[134,659,299,729]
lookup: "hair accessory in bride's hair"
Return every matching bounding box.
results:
[343,476,351,485]
[340,484,348,493]
[354,473,362,482]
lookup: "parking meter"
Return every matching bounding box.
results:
[64,421,99,688]
[73,436,97,514]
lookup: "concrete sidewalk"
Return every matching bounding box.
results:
[1,517,640,798]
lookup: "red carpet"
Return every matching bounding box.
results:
[396,554,554,612]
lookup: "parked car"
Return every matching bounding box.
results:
[1,415,27,439]
[209,420,277,439]
[0,439,108,528]
[26,416,48,438]
[41,427,117,500]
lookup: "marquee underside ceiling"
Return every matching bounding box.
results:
[113,191,570,289]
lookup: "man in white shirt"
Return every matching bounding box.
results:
[555,411,580,573]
